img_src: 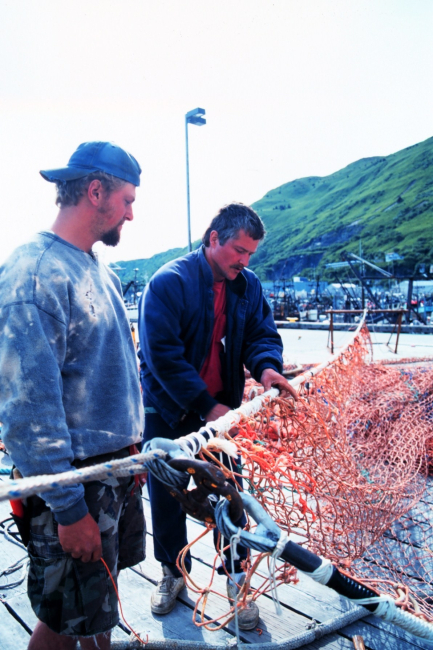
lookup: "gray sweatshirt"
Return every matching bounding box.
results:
[0,232,144,524]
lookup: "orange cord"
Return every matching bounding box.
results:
[100,557,148,646]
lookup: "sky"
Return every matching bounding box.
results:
[0,0,432,267]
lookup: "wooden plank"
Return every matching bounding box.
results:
[352,555,431,594]
[137,533,316,644]
[118,566,237,646]
[363,537,433,583]
[284,574,428,650]
[419,479,433,505]
[138,516,369,648]
[125,565,359,650]
[3,567,134,644]
[0,468,428,648]
[111,625,133,643]
[386,517,433,550]
[221,537,428,649]
[143,495,427,648]
[0,601,30,650]
[143,511,376,650]
[2,590,39,632]
[0,499,29,573]
[341,616,433,650]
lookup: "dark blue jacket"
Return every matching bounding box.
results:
[138,246,283,428]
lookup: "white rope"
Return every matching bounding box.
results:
[269,531,289,615]
[302,558,334,585]
[173,437,196,457]
[350,595,433,640]
[206,437,238,457]
[202,389,279,437]
[0,450,165,502]
[229,528,242,563]
[0,312,368,503]
[229,529,244,649]
[302,561,433,640]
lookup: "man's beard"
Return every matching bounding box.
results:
[101,224,121,247]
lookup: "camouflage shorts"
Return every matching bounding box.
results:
[27,448,146,637]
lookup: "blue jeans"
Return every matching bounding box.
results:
[143,409,247,578]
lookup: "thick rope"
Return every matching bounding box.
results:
[0,313,369,504]
[269,531,290,615]
[348,596,433,639]
[303,558,333,585]
[0,450,165,502]
[109,606,368,649]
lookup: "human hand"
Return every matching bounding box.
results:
[205,403,231,423]
[260,368,298,401]
[58,512,102,563]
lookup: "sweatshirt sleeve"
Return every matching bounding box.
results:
[0,302,87,525]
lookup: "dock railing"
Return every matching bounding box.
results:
[326,308,407,354]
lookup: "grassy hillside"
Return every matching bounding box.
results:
[113,242,201,288]
[250,136,433,280]
[113,136,433,284]
[112,247,186,287]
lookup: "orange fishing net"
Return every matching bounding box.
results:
[184,325,433,626]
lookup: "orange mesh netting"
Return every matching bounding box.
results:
[181,324,433,627]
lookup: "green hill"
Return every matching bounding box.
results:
[250,136,433,280]
[112,247,187,289]
[113,136,433,285]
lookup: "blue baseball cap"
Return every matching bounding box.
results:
[40,141,141,187]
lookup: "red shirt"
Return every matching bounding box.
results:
[199,280,226,397]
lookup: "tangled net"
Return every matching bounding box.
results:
[182,325,433,627]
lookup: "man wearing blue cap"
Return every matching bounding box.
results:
[0,142,145,649]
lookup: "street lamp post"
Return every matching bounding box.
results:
[185,107,206,252]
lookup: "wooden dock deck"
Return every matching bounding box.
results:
[0,450,432,650]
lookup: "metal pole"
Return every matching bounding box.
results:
[185,118,192,253]
[406,278,413,324]
[395,310,403,354]
[327,310,334,354]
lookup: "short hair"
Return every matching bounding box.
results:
[54,171,126,208]
[202,202,265,247]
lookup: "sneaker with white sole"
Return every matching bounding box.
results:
[151,566,186,615]
[227,573,260,631]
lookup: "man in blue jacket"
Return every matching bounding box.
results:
[138,202,296,629]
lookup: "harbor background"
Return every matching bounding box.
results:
[279,327,433,366]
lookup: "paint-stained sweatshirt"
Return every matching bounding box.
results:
[0,232,144,525]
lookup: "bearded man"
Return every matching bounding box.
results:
[0,141,145,650]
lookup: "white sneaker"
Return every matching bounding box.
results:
[227,573,260,630]
[151,566,186,615]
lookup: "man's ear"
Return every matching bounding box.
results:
[209,230,219,248]
[87,180,104,207]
